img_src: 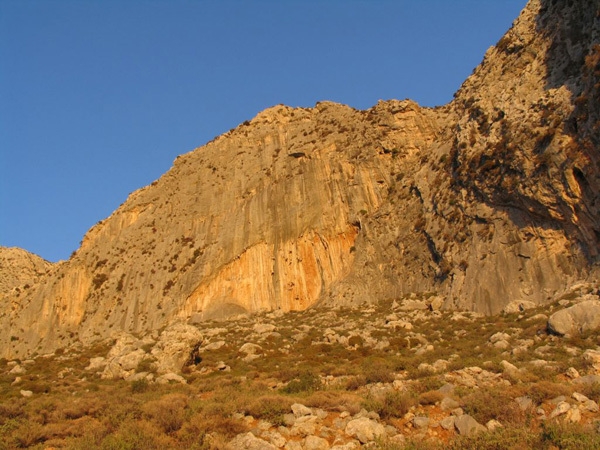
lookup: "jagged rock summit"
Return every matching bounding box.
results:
[1,0,598,358]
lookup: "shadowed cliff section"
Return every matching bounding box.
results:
[1,0,598,358]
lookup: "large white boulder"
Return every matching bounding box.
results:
[547,300,600,337]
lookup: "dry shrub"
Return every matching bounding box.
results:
[526,380,573,405]
[143,393,188,433]
[59,397,104,420]
[100,395,143,432]
[0,402,25,424]
[418,390,444,406]
[449,426,538,450]
[101,418,177,449]
[348,335,364,347]
[178,413,247,444]
[413,376,445,393]
[462,388,524,425]
[244,395,292,425]
[540,421,600,449]
[361,358,395,384]
[345,375,367,391]
[362,391,416,419]
[46,415,107,441]
[303,390,362,414]
[9,421,47,448]
[131,378,150,393]
[577,382,600,403]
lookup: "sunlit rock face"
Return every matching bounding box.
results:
[0,246,53,295]
[1,0,598,358]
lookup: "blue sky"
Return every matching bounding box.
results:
[0,0,527,262]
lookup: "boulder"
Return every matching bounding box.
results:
[253,323,276,334]
[549,401,571,419]
[440,397,460,411]
[583,349,600,374]
[304,435,330,450]
[239,343,262,355]
[85,356,107,371]
[227,432,278,450]
[486,419,503,431]
[547,300,600,337]
[515,396,533,411]
[151,323,203,374]
[155,372,186,384]
[101,360,130,380]
[345,417,386,444]
[412,416,430,429]
[489,332,510,344]
[9,364,25,375]
[572,375,600,385]
[454,414,486,436]
[291,415,318,436]
[429,296,444,311]
[291,403,312,417]
[118,349,147,371]
[440,416,455,430]
[330,441,360,450]
[203,340,226,351]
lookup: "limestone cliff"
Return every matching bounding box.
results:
[1,0,598,358]
[0,247,52,295]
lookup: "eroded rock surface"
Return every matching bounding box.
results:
[1,0,599,358]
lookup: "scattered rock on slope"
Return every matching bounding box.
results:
[547,300,600,337]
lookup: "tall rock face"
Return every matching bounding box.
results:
[1,0,598,358]
[440,0,600,312]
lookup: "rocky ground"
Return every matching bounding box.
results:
[2,282,600,449]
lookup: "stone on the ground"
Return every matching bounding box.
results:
[304,435,330,450]
[155,372,186,384]
[345,417,386,444]
[254,323,276,334]
[85,356,106,371]
[440,397,460,411]
[151,323,203,374]
[486,419,503,431]
[549,401,571,419]
[227,432,278,450]
[547,300,600,337]
[454,414,486,436]
[291,403,313,417]
[413,416,430,429]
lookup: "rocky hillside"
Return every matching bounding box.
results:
[1,0,599,358]
[2,282,600,448]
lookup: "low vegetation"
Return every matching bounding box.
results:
[1,297,600,449]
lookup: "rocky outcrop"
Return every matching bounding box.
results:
[0,246,52,295]
[1,0,599,357]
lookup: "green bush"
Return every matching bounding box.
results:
[131,378,149,393]
[280,371,322,394]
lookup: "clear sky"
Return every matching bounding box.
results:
[1,0,528,263]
